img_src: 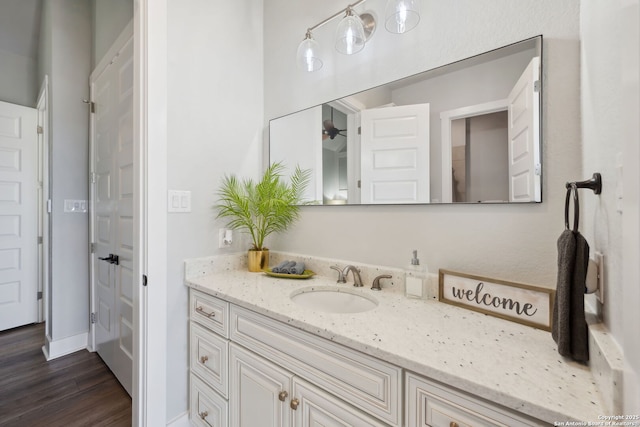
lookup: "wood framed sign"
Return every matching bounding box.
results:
[439,269,555,331]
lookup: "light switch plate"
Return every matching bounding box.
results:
[64,199,88,213]
[168,190,191,213]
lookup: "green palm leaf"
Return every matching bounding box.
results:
[214,162,311,251]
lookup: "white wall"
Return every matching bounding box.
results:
[38,0,92,344]
[265,0,581,288]
[580,0,640,413]
[91,0,132,69]
[0,49,38,107]
[166,0,263,420]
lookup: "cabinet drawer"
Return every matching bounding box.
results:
[190,373,228,427]
[190,289,229,337]
[190,321,229,397]
[405,373,540,427]
[230,305,402,426]
[292,377,389,427]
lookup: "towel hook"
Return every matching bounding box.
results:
[564,183,579,232]
[565,172,602,195]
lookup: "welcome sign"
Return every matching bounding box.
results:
[439,269,555,331]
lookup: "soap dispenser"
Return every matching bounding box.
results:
[405,250,428,299]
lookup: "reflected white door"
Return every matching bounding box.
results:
[0,101,38,331]
[360,104,430,204]
[90,33,134,395]
[508,56,541,202]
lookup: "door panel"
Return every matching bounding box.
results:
[508,56,541,202]
[0,101,38,331]
[90,33,134,395]
[360,104,430,204]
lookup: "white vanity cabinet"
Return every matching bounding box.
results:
[230,343,388,427]
[405,373,540,427]
[189,288,544,427]
[189,288,400,427]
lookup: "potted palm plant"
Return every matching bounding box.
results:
[215,162,311,272]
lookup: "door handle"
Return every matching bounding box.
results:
[98,254,119,265]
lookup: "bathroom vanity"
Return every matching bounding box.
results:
[185,257,605,426]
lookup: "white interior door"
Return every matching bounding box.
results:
[90,32,134,395]
[0,101,38,331]
[360,104,430,204]
[507,56,541,202]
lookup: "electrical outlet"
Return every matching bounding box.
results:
[595,252,604,303]
[218,229,232,249]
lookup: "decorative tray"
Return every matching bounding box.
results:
[264,268,316,280]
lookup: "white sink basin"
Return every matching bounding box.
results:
[290,287,378,314]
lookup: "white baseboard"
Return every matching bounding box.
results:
[167,412,190,427]
[42,332,88,360]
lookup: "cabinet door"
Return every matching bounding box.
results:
[230,343,292,427]
[291,377,388,427]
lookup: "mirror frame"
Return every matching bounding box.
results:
[269,35,543,206]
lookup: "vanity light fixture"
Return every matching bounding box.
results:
[299,0,423,72]
[384,0,420,34]
[296,1,375,72]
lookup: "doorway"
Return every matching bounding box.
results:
[451,111,509,203]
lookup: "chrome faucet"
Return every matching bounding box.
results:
[371,274,392,291]
[330,266,346,283]
[341,265,363,287]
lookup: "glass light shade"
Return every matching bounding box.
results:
[385,0,420,34]
[296,33,323,72]
[335,10,366,55]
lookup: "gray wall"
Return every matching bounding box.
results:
[166,0,264,420]
[265,0,580,288]
[467,112,508,202]
[0,49,38,107]
[91,0,132,68]
[580,0,640,412]
[38,0,91,342]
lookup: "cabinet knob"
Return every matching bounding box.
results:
[278,390,288,402]
[196,306,215,318]
[290,398,299,410]
[450,422,459,427]
[199,411,208,420]
[200,355,209,364]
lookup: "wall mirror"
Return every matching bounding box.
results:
[269,36,542,205]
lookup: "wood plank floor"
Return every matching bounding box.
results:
[0,323,132,427]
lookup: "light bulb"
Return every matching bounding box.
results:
[335,8,366,55]
[296,31,323,72]
[385,0,420,34]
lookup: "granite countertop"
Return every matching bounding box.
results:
[185,269,605,424]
